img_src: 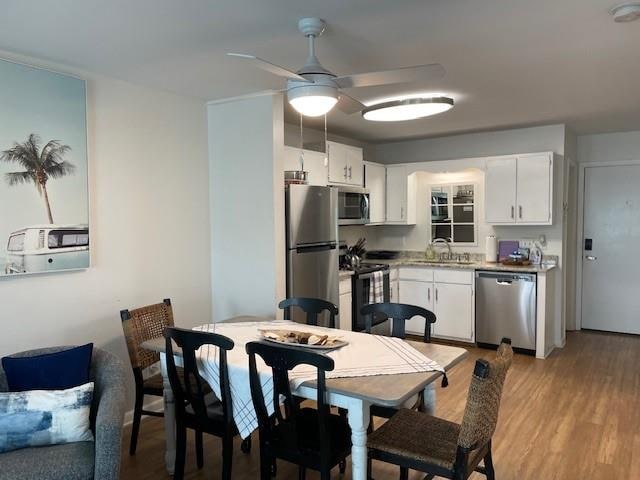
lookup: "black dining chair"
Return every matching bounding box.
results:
[164,327,250,480]
[361,302,436,343]
[361,302,438,427]
[246,341,352,480]
[278,297,339,328]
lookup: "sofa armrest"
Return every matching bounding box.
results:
[91,349,127,480]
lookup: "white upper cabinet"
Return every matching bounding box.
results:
[485,152,553,225]
[327,141,363,186]
[364,162,386,223]
[485,157,517,224]
[385,165,416,224]
[283,146,328,186]
[516,153,553,224]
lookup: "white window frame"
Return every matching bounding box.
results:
[429,182,478,246]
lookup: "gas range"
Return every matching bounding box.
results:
[340,263,389,275]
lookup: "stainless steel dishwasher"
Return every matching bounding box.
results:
[475,271,536,354]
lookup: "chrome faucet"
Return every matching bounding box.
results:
[432,237,452,260]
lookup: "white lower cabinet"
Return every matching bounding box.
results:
[338,276,353,330]
[399,279,433,336]
[432,282,474,342]
[398,267,475,343]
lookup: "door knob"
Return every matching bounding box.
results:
[585,255,597,261]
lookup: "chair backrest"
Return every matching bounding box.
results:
[164,327,234,425]
[120,299,174,370]
[246,341,335,462]
[278,297,339,328]
[360,302,436,342]
[457,338,514,450]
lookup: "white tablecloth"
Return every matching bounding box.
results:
[193,320,444,438]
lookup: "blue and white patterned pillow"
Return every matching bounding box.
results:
[0,382,94,453]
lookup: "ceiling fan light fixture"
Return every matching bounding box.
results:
[288,84,338,117]
[362,96,454,122]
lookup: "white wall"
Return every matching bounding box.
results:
[578,130,640,164]
[372,124,566,164]
[0,52,211,407]
[208,95,285,321]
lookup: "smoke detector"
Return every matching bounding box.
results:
[610,2,640,22]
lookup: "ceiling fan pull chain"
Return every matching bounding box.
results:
[324,114,328,161]
[299,113,304,171]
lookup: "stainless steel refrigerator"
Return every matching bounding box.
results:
[285,184,339,326]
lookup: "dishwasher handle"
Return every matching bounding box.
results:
[475,271,536,283]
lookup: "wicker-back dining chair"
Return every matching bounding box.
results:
[120,299,186,456]
[367,338,514,480]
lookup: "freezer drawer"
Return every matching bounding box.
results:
[287,244,339,326]
[475,271,536,352]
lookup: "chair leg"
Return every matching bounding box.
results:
[222,434,234,480]
[174,423,187,480]
[320,468,331,480]
[195,430,204,469]
[259,451,272,480]
[129,391,144,455]
[298,466,306,480]
[241,436,252,454]
[399,466,409,480]
[484,445,496,480]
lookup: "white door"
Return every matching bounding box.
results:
[327,141,349,184]
[365,162,386,223]
[581,164,640,334]
[347,146,364,186]
[386,165,407,222]
[338,291,352,331]
[485,157,517,223]
[284,147,328,186]
[516,153,552,224]
[399,280,433,335]
[433,283,473,341]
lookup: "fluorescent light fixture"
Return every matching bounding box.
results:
[362,96,454,122]
[288,84,338,117]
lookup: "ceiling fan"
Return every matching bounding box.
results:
[227,17,452,121]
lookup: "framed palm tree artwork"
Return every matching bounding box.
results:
[0,58,89,277]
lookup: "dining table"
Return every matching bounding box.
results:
[141,315,468,480]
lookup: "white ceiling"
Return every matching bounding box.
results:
[2,0,639,142]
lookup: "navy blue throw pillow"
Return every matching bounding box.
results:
[1,343,93,392]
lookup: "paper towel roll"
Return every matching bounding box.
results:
[485,235,498,263]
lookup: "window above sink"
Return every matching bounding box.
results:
[429,183,477,245]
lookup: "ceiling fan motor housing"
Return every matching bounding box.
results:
[287,74,338,104]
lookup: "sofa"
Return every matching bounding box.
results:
[0,347,127,480]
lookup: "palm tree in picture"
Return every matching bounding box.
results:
[1,133,75,224]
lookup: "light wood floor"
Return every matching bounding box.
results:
[119,331,640,479]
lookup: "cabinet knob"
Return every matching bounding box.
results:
[519,205,523,219]
[511,206,515,219]
[348,166,352,179]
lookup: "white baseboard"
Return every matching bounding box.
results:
[123,397,164,426]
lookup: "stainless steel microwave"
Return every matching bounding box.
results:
[337,186,370,225]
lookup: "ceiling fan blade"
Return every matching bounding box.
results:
[227,53,311,82]
[336,92,366,115]
[334,63,446,89]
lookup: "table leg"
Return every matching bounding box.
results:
[421,382,437,415]
[160,353,176,475]
[347,398,371,480]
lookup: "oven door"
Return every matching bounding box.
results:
[352,269,390,331]
[338,188,370,225]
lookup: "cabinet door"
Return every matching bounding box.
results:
[283,147,328,186]
[516,153,552,224]
[386,165,407,222]
[433,283,473,341]
[347,145,364,186]
[338,292,352,331]
[399,280,434,335]
[389,279,399,303]
[303,150,328,186]
[365,162,386,223]
[327,141,349,184]
[485,157,517,224]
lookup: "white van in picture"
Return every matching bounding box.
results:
[4,225,89,275]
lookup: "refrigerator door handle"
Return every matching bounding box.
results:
[295,242,337,253]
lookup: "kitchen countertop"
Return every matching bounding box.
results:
[339,269,355,278]
[363,258,556,273]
